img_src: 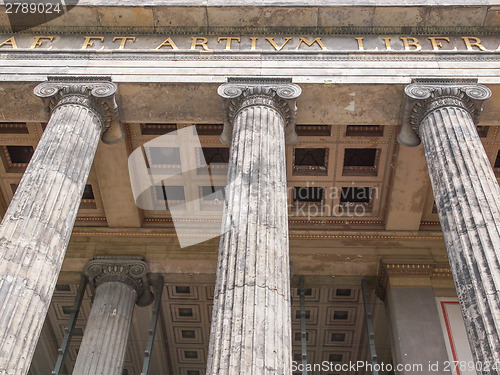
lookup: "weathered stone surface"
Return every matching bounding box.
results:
[206,79,300,374]
[402,80,500,370]
[387,287,449,373]
[0,78,116,375]
[73,256,153,375]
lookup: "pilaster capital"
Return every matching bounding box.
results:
[218,77,301,145]
[83,255,154,306]
[397,78,491,147]
[34,76,123,144]
[375,260,452,301]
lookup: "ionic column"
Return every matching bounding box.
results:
[73,256,153,375]
[398,79,500,371]
[0,77,122,375]
[207,79,301,375]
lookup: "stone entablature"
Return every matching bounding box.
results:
[2,34,500,53]
[1,2,498,33]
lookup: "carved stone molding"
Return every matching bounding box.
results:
[376,260,452,301]
[83,255,154,306]
[397,78,491,147]
[34,76,123,144]
[218,77,301,145]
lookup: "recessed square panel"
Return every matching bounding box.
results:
[200,186,225,202]
[339,187,373,212]
[198,147,229,175]
[148,147,181,165]
[0,145,34,172]
[6,146,34,164]
[328,287,360,302]
[182,330,196,339]
[62,306,73,314]
[293,187,324,203]
[476,125,489,138]
[200,147,229,164]
[326,307,357,326]
[295,310,311,319]
[55,285,71,292]
[173,326,204,344]
[329,353,343,362]
[291,350,316,364]
[177,347,205,364]
[293,148,328,176]
[324,330,353,347]
[176,286,191,294]
[291,287,321,303]
[340,187,371,204]
[333,311,348,320]
[184,351,198,359]
[179,308,193,317]
[292,330,316,346]
[292,307,319,325]
[336,288,351,297]
[167,285,199,300]
[156,185,186,201]
[171,304,201,322]
[80,184,97,209]
[342,148,379,176]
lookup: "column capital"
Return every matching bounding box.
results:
[218,77,301,145]
[83,255,154,306]
[34,76,123,144]
[397,78,491,147]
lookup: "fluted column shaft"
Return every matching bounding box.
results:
[403,81,500,372]
[207,81,300,375]
[73,256,153,375]
[73,282,135,375]
[0,78,119,375]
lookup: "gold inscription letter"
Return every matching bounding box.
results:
[382,37,392,51]
[295,37,328,51]
[355,37,364,51]
[190,37,211,51]
[265,37,292,52]
[250,37,259,51]
[30,36,54,50]
[112,36,136,50]
[217,37,241,50]
[81,36,105,50]
[428,37,456,51]
[0,37,18,49]
[400,37,422,51]
[462,36,488,51]
[156,37,179,50]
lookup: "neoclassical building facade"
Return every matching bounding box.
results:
[0,1,499,374]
